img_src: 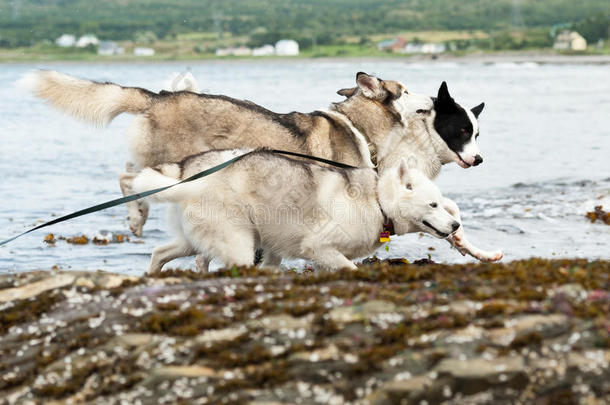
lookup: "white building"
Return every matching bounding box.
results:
[252,44,275,56]
[404,42,446,54]
[215,46,252,56]
[554,31,587,51]
[98,41,124,56]
[75,34,99,48]
[55,34,76,47]
[134,47,155,56]
[275,39,299,56]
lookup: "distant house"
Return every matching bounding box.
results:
[98,41,124,56]
[215,46,252,56]
[554,30,587,51]
[404,42,446,54]
[56,34,76,47]
[252,44,275,56]
[377,37,407,52]
[232,46,253,56]
[76,34,99,48]
[275,39,299,56]
[134,47,155,56]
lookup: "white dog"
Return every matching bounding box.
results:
[123,149,464,273]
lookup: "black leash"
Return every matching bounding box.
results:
[0,150,357,247]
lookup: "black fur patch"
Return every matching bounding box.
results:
[433,100,474,154]
[432,83,478,154]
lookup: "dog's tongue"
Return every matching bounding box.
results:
[457,159,470,169]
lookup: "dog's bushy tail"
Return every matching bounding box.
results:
[19,70,153,127]
[131,164,191,203]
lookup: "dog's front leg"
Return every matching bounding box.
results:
[148,238,197,275]
[119,162,149,237]
[443,197,503,262]
[313,250,357,271]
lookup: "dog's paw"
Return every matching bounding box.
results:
[129,222,143,237]
[146,267,162,276]
[127,203,148,237]
[477,249,504,263]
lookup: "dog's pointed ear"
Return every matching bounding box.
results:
[381,81,402,100]
[356,72,384,99]
[471,102,485,118]
[337,87,357,97]
[437,81,453,102]
[398,158,412,189]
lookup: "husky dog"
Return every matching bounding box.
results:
[124,149,462,273]
[23,71,474,231]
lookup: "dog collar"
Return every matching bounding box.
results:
[380,215,395,242]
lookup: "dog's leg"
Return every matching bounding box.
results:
[204,228,256,268]
[443,197,504,262]
[119,162,149,237]
[313,249,357,271]
[195,254,211,273]
[261,251,282,268]
[148,238,197,275]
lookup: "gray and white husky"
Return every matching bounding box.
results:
[124,149,464,273]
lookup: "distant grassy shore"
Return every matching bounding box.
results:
[2,28,609,64]
[2,48,610,64]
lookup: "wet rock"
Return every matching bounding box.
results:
[0,274,75,302]
[153,365,218,378]
[369,375,435,405]
[329,300,397,325]
[510,314,570,338]
[435,356,527,395]
[549,283,588,303]
[247,314,312,331]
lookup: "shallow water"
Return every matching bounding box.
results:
[0,60,608,274]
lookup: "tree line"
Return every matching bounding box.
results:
[0,0,608,48]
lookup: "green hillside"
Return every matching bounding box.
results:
[0,0,608,48]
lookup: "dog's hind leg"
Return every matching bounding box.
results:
[443,197,503,262]
[119,163,149,237]
[148,238,197,275]
[261,251,282,268]
[195,254,211,273]
[203,227,257,268]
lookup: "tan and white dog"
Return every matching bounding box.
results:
[22,70,502,262]
[125,149,462,273]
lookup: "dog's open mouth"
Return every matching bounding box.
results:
[423,220,449,238]
[455,153,472,169]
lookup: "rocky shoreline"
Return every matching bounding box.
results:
[1,259,609,404]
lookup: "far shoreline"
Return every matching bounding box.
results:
[2,51,610,65]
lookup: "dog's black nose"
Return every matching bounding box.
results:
[451,222,460,232]
[473,155,483,166]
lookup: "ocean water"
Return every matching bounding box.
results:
[0,60,608,274]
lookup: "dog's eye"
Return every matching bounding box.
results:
[429,202,438,208]
[461,128,469,135]
[416,109,429,114]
